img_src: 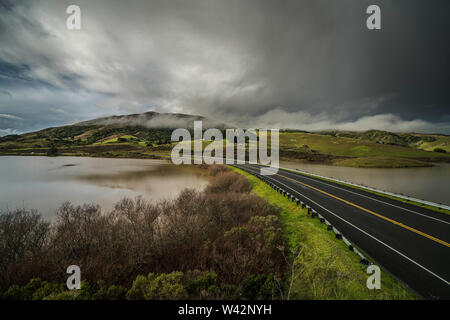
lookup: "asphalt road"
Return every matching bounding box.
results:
[233,163,450,299]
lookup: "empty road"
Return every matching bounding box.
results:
[233,163,450,299]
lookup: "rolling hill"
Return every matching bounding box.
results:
[0,111,449,167]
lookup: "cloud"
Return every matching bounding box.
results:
[0,113,23,120]
[0,0,449,133]
[0,128,20,136]
[226,108,444,133]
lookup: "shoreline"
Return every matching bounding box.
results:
[0,152,443,168]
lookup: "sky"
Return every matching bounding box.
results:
[0,0,449,135]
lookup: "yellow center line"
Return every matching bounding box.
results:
[270,170,450,248]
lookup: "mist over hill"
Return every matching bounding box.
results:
[75,111,228,129]
[0,111,449,168]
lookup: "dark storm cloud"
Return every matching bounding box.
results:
[0,0,449,135]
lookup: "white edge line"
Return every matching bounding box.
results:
[278,168,450,226]
[280,165,450,211]
[238,165,450,286]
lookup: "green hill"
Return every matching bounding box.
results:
[0,113,449,168]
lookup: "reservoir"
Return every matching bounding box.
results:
[280,160,450,206]
[0,156,208,219]
[1,156,448,220]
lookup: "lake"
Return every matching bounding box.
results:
[0,156,209,219]
[1,156,449,220]
[280,160,450,206]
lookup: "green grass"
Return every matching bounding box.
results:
[2,126,449,168]
[230,166,415,300]
[333,157,432,168]
[279,132,450,159]
[414,135,450,153]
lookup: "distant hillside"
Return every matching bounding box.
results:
[0,113,449,167]
[76,111,226,129]
[315,129,450,153]
[0,111,227,159]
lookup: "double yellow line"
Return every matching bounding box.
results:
[265,168,450,248]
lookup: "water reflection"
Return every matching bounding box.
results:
[0,156,208,219]
[280,160,450,205]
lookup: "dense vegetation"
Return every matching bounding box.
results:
[0,165,290,300]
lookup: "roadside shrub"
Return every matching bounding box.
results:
[2,285,28,300]
[126,275,149,300]
[106,285,127,300]
[32,281,64,300]
[0,210,50,288]
[205,171,251,194]
[242,274,277,300]
[186,271,219,299]
[208,165,230,176]
[145,272,187,300]
[0,165,288,298]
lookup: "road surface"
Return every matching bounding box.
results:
[233,163,450,299]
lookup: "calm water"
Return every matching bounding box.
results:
[0,156,208,219]
[280,161,450,206]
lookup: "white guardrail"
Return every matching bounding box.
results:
[194,156,450,211]
[279,165,450,211]
[257,172,371,265]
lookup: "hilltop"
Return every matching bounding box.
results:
[315,129,449,153]
[0,111,225,159]
[0,112,449,167]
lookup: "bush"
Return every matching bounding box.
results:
[106,285,127,300]
[434,148,446,153]
[205,171,251,194]
[2,285,29,300]
[126,275,149,300]
[46,145,58,156]
[186,271,219,298]
[0,165,288,299]
[145,272,187,300]
[32,281,64,300]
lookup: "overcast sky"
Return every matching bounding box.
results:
[0,0,449,135]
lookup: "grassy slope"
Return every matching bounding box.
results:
[280,132,450,159]
[1,125,449,168]
[413,135,450,152]
[231,167,415,300]
[333,157,433,168]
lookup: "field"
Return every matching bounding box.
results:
[0,113,449,168]
[279,131,450,167]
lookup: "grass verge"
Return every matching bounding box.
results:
[230,166,416,300]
